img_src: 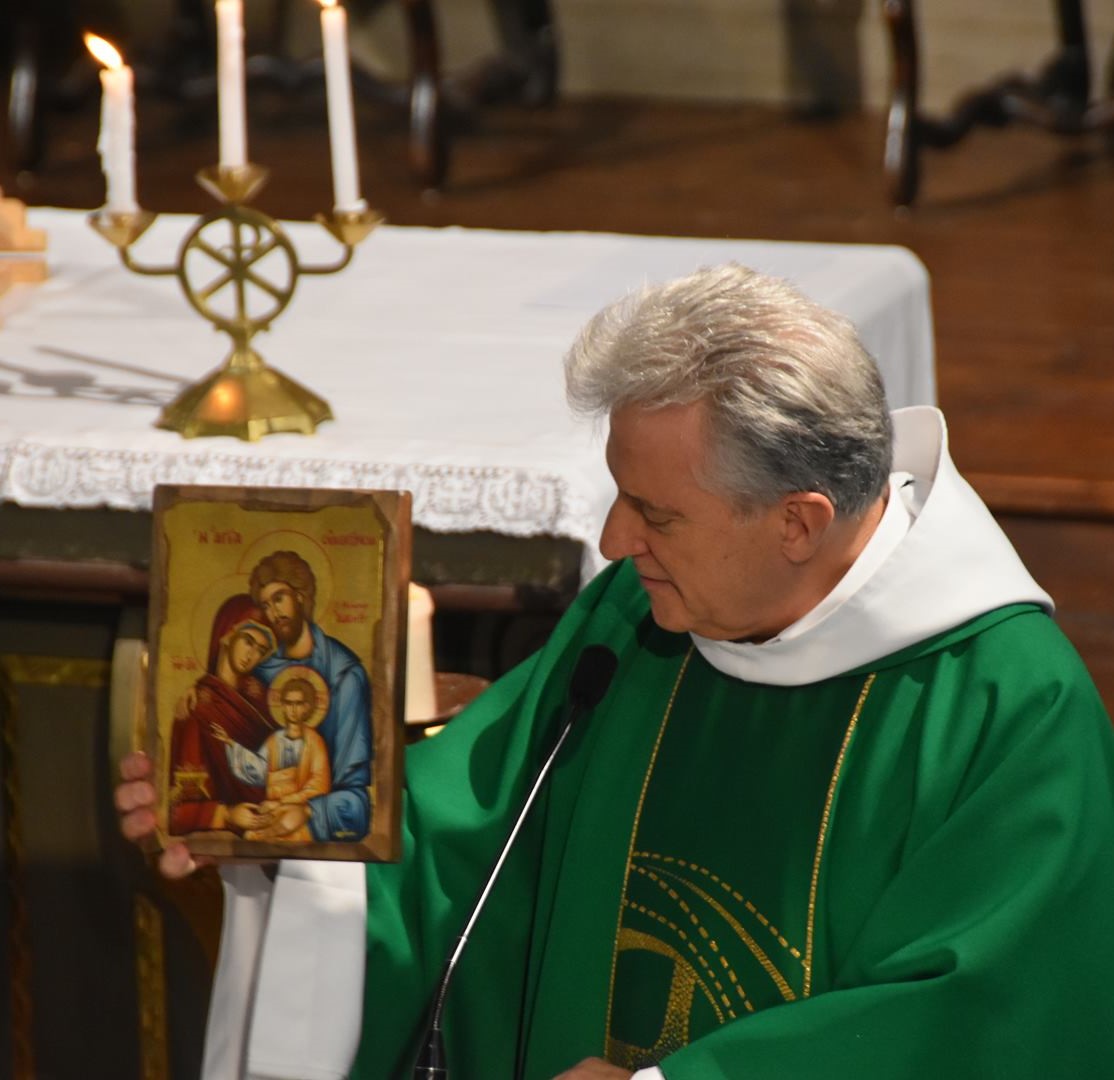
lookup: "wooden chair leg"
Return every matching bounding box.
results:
[401,0,448,189]
[1052,0,1090,106]
[882,0,921,207]
[881,0,1109,207]
[490,0,559,107]
[3,15,46,174]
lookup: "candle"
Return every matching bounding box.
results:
[405,584,437,723]
[216,0,248,169]
[84,33,137,214]
[317,0,366,213]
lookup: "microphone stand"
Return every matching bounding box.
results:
[412,646,617,1078]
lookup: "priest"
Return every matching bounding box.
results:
[116,264,1114,1080]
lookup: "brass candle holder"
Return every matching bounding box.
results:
[89,164,381,441]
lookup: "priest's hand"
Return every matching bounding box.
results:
[550,1059,633,1079]
[115,751,214,879]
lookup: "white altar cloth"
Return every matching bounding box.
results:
[0,209,935,578]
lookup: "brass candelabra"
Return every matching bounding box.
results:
[89,164,380,441]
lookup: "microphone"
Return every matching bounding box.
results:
[412,645,619,1079]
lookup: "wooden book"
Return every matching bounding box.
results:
[0,190,47,302]
[0,190,47,251]
[146,485,411,863]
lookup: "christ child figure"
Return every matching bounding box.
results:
[211,669,332,842]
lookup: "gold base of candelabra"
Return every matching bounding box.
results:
[158,349,333,441]
[90,164,381,441]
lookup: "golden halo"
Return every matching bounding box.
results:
[268,665,330,729]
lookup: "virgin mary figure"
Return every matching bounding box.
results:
[168,593,278,834]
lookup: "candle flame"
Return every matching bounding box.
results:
[84,32,124,71]
[315,0,339,8]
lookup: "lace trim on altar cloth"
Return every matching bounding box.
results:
[0,440,608,579]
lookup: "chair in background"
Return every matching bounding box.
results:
[0,0,558,191]
[1,0,92,177]
[883,0,1114,205]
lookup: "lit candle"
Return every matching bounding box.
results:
[317,0,366,213]
[215,0,248,169]
[84,33,137,214]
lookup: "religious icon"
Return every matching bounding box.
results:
[148,485,410,862]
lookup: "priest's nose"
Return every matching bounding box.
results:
[599,499,649,562]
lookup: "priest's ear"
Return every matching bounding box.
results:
[779,492,836,563]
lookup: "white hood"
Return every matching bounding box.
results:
[692,406,1052,686]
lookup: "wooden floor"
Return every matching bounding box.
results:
[5,88,1114,700]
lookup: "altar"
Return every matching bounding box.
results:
[0,210,935,593]
[0,212,936,1079]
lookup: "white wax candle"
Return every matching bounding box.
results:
[85,35,138,214]
[98,64,138,213]
[405,584,437,723]
[319,0,366,213]
[216,0,248,168]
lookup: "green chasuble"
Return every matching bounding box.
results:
[352,559,1114,1079]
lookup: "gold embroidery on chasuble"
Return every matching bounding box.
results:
[604,650,876,1071]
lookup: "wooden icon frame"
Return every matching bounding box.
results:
[147,485,410,862]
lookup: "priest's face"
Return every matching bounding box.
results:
[600,401,796,642]
[259,581,307,647]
